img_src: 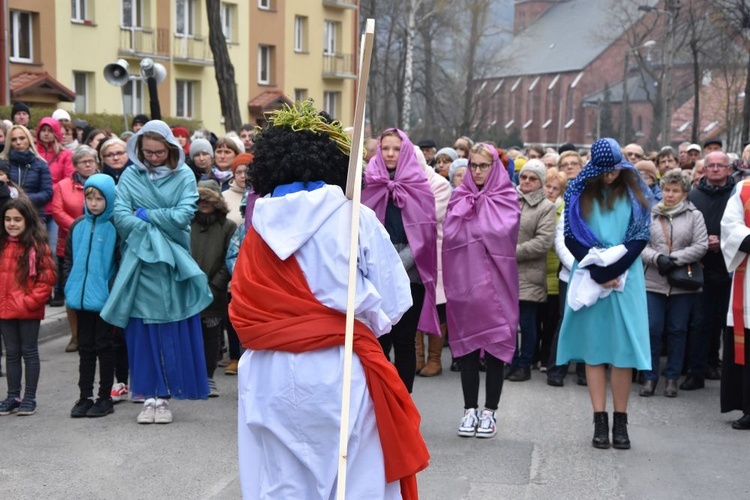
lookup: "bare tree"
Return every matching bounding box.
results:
[206,0,242,132]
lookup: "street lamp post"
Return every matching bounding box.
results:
[638,1,680,146]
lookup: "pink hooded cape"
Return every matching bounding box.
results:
[36,117,74,185]
[442,145,521,362]
[362,128,440,335]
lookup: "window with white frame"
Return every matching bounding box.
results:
[73,72,90,113]
[121,0,143,28]
[122,79,144,115]
[323,91,339,119]
[72,0,88,22]
[258,0,270,9]
[294,16,307,52]
[176,80,195,118]
[10,11,33,63]
[258,45,273,85]
[176,0,195,36]
[221,3,235,42]
[324,20,338,55]
[294,89,308,102]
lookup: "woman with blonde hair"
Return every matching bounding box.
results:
[1,125,52,221]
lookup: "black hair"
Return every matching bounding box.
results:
[249,122,349,197]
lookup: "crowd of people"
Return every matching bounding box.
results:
[1,98,750,496]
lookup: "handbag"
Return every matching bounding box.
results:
[658,217,704,291]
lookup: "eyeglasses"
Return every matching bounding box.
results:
[142,149,168,158]
[559,161,580,169]
[77,159,97,166]
[519,174,539,181]
[104,151,126,159]
[469,163,491,172]
[705,163,728,170]
[625,152,644,160]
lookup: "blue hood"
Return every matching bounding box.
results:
[84,173,116,221]
[126,119,185,171]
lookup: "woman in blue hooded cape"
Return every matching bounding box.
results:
[101,120,212,423]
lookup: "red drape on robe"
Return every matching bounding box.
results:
[229,228,430,499]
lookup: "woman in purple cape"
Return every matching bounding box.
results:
[443,143,520,439]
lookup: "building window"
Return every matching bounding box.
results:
[121,0,143,28]
[176,0,195,36]
[122,79,143,115]
[324,21,339,55]
[258,45,274,85]
[73,72,90,113]
[294,89,308,102]
[176,80,195,118]
[258,0,271,9]
[221,3,235,42]
[323,91,339,119]
[71,0,88,22]
[294,16,307,52]
[10,11,33,63]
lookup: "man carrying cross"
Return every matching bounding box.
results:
[228,101,429,498]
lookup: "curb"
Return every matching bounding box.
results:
[40,307,71,344]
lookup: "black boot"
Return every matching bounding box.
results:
[592,411,610,449]
[612,412,631,449]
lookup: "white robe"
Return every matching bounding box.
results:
[721,184,750,327]
[237,185,412,499]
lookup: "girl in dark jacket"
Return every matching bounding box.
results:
[190,180,237,397]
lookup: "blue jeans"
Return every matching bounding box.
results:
[645,292,693,381]
[513,301,539,369]
[0,319,41,401]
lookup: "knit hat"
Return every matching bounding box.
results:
[231,153,254,175]
[52,109,71,121]
[514,156,527,172]
[132,114,149,128]
[73,119,88,129]
[703,138,722,149]
[171,126,190,139]
[520,159,546,184]
[448,158,468,184]
[11,102,30,118]
[635,160,658,183]
[417,139,437,149]
[558,143,576,154]
[190,138,213,159]
[435,147,458,162]
[197,179,221,195]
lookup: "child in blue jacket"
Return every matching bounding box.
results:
[63,174,119,418]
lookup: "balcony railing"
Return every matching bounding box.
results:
[322,0,357,9]
[173,34,213,64]
[119,27,169,57]
[322,53,356,79]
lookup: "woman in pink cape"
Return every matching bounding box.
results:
[362,128,440,393]
[443,143,520,438]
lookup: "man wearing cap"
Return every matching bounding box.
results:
[684,150,735,390]
[52,109,71,126]
[131,114,149,133]
[686,144,702,164]
[704,139,723,154]
[11,102,30,127]
[418,139,437,167]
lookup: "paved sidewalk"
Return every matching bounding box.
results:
[40,304,71,343]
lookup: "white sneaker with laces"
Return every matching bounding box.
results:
[137,398,156,424]
[154,398,173,424]
[476,409,497,438]
[110,382,129,403]
[208,378,220,398]
[458,408,479,437]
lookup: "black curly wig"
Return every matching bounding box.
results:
[249,124,350,197]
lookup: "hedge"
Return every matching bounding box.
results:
[0,106,203,135]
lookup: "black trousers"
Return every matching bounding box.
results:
[112,326,129,384]
[378,283,425,393]
[460,350,505,410]
[76,310,115,400]
[202,316,222,378]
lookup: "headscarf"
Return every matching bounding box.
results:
[564,138,652,248]
[362,128,440,335]
[126,120,185,181]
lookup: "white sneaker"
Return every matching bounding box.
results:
[458,408,479,437]
[476,409,497,438]
[110,382,129,403]
[154,398,173,424]
[208,378,220,398]
[137,398,156,424]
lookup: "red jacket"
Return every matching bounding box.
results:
[0,240,56,320]
[49,175,85,257]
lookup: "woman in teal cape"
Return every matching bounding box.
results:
[101,120,212,422]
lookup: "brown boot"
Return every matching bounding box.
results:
[415,331,425,374]
[419,334,444,377]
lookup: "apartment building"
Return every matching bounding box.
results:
[3,0,359,132]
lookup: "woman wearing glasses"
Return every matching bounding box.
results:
[100,138,130,184]
[443,143,520,438]
[557,138,652,450]
[362,128,440,393]
[101,121,213,424]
